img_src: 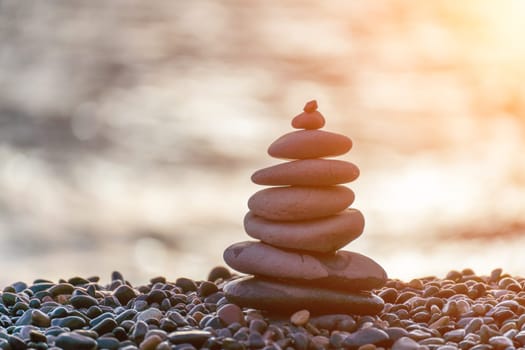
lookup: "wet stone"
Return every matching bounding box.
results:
[54,332,97,350]
[217,304,244,326]
[207,266,231,282]
[392,336,419,350]
[97,336,120,350]
[48,283,75,297]
[132,320,149,343]
[51,316,86,329]
[91,317,118,335]
[137,307,163,323]
[28,330,46,343]
[139,334,163,350]
[113,285,138,306]
[70,295,98,308]
[175,278,197,292]
[168,330,212,347]
[343,327,390,349]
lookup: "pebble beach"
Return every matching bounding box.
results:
[0,267,524,349]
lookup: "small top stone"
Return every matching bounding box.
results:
[292,100,325,130]
[292,111,326,130]
[304,100,318,112]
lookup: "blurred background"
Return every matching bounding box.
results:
[1,0,525,286]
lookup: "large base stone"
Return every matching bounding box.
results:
[223,242,387,291]
[223,276,384,315]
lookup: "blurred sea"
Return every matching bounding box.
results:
[1,1,525,286]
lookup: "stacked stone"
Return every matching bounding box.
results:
[223,100,387,315]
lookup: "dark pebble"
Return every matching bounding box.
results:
[111,271,124,282]
[89,311,114,327]
[51,316,86,329]
[168,330,212,347]
[218,304,244,326]
[385,327,409,342]
[9,334,27,349]
[378,288,398,303]
[160,319,177,333]
[84,276,99,283]
[54,332,97,350]
[2,292,16,306]
[91,317,117,335]
[112,326,128,341]
[146,290,166,304]
[96,336,120,350]
[248,332,265,348]
[70,295,98,308]
[132,320,149,343]
[28,330,46,343]
[67,276,90,286]
[150,276,167,284]
[343,327,390,349]
[198,281,219,298]
[115,309,137,324]
[208,266,232,282]
[175,278,198,292]
[29,283,54,294]
[290,332,309,350]
[48,283,75,297]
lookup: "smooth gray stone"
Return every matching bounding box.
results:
[54,332,97,350]
[168,330,212,347]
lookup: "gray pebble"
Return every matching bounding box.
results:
[54,332,97,350]
[343,327,390,348]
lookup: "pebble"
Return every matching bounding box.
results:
[137,307,163,323]
[139,334,163,350]
[90,317,117,335]
[51,316,87,329]
[488,335,513,348]
[113,285,138,306]
[54,332,97,350]
[207,266,231,282]
[342,327,390,348]
[70,295,98,308]
[97,336,119,349]
[290,309,310,326]
[168,330,212,347]
[392,336,419,350]
[217,304,244,326]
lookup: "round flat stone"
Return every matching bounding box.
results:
[224,276,384,315]
[292,111,325,130]
[55,332,97,350]
[248,185,354,221]
[268,130,352,159]
[223,241,387,291]
[244,209,365,253]
[251,159,359,186]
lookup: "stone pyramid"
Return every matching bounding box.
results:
[223,100,387,315]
